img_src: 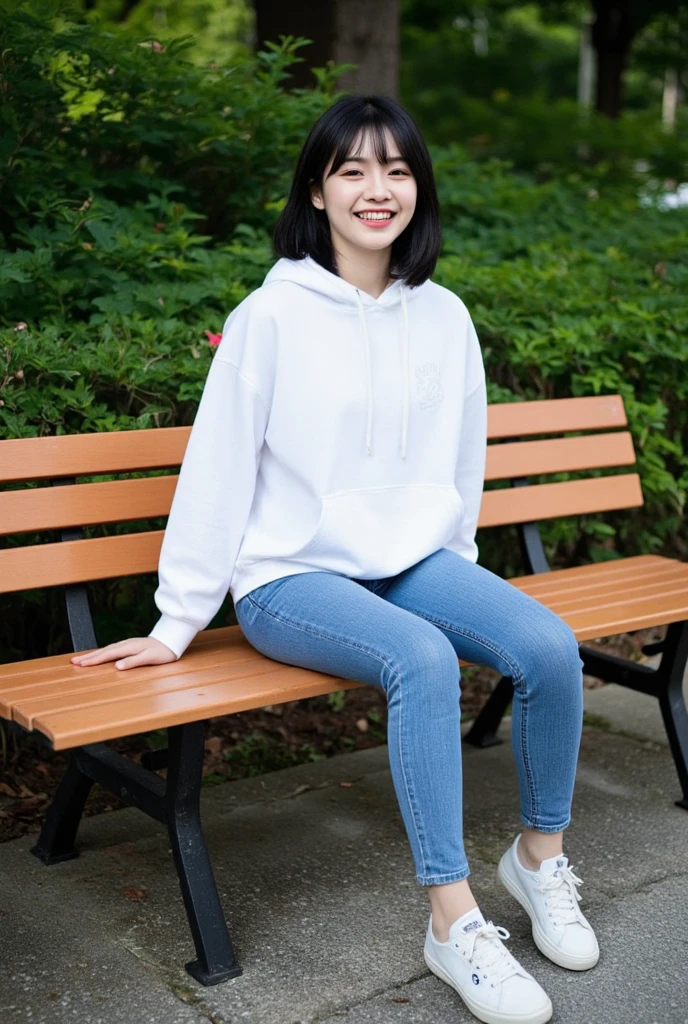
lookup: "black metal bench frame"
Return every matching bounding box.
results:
[25,487,242,985]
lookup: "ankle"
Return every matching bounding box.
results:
[428,879,478,942]
[518,830,564,873]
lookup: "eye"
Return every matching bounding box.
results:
[342,169,363,176]
[390,169,411,176]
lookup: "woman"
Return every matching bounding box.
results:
[72,95,598,1024]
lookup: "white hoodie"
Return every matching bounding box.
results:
[149,255,487,659]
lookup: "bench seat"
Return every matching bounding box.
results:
[3,554,686,752]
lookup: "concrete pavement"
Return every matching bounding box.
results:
[1,685,687,1024]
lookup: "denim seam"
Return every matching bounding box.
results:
[244,591,432,877]
[398,665,431,879]
[521,815,571,834]
[398,607,539,825]
[417,865,471,886]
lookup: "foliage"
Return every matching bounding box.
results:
[78,0,256,68]
[1,4,687,660]
[401,0,688,122]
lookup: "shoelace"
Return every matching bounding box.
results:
[537,865,585,926]
[458,923,523,986]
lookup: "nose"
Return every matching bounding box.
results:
[363,167,392,201]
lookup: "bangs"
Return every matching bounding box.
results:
[326,120,406,178]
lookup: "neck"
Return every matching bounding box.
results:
[331,236,392,299]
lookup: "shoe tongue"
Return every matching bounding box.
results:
[448,908,487,941]
[539,853,569,876]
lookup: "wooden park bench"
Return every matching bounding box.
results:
[1,394,687,986]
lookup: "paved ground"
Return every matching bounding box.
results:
[1,683,687,1024]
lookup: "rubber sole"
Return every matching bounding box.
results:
[423,948,553,1024]
[497,855,600,971]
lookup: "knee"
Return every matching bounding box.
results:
[516,615,583,693]
[394,629,459,698]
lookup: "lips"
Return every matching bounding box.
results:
[353,211,397,228]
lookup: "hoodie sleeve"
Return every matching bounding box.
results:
[148,297,275,659]
[444,312,487,564]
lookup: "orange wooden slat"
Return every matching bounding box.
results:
[0,475,177,536]
[510,557,688,641]
[520,561,687,603]
[487,395,627,440]
[508,554,670,592]
[550,591,688,642]
[34,666,365,750]
[484,432,636,482]
[0,623,223,684]
[0,427,190,483]
[13,658,287,730]
[545,578,688,616]
[0,629,258,717]
[477,474,643,528]
[0,531,163,594]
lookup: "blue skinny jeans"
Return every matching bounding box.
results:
[234,547,584,886]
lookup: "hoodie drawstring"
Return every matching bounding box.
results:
[355,289,375,457]
[400,287,410,460]
[355,287,410,461]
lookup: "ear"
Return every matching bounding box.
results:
[310,182,325,210]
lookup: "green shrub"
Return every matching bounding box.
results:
[1,5,687,661]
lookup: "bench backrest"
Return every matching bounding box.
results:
[0,395,641,595]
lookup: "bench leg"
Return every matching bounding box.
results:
[463,676,514,748]
[31,752,94,864]
[166,722,243,985]
[656,622,688,811]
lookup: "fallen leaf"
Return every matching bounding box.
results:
[339,781,353,788]
[356,717,369,732]
[122,887,148,901]
[13,795,48,813]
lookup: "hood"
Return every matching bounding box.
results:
[263,256,413,460]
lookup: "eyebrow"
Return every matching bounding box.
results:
[342,155,407,163]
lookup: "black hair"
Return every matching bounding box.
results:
[273,95,441,289]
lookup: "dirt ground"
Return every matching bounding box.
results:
[0,628,663,844]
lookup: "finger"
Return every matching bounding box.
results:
[73,643,140,667]
[71,649,99,662]
[115,652,156,671]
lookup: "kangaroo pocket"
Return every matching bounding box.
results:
[291,484,464,579]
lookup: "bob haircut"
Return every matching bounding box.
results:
[273,95,442,289]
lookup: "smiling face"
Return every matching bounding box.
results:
[310,126,418,268]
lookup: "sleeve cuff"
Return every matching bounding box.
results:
[149,614,199,660]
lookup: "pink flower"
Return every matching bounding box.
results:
[204,331,222,347]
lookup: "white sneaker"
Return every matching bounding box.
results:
[423,908,553,1024]
[498,834,600,971]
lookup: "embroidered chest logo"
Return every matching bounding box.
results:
[415,362,444,411]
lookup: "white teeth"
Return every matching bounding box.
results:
[356,212,393,220]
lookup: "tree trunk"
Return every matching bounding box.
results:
[333,0,399,98]
[590,0,637,118]
[253,0,399,97]
[254,0,335,89]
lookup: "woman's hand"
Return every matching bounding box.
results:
[71,637,178,671]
